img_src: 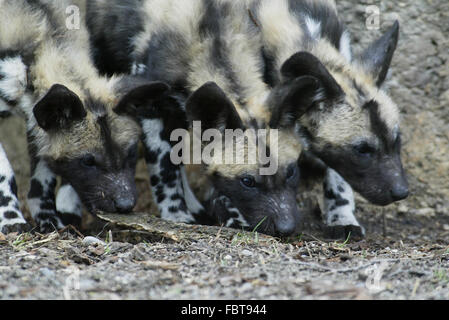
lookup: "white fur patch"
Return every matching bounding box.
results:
[225,210,249,228]
[0,144,15,179]
[56,184,82,217]
[180,166,204,215]
[305,16,321,40]
[0,56,27,101]
[0,99,11,114]
[131,63,147,75]
[339,30,352,62]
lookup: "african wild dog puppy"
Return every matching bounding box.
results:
[0,0,169,233]
[87,0,408,237]
[248,0,408,237]
[86,0,326,236]
[0,144,28,233]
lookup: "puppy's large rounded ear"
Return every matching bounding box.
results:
[358,21,399,87]
[113,81,170,117]
[186,82,244,132]
[269,76,322,128]
[272,52,344,128]
[33,84,86,131]
[280,52,343,100]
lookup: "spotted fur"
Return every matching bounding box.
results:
[0,0,169,232]
[0,143,29,233]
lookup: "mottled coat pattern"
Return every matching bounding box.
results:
[87,0,320,236]
[86,0,408,237]
[0,0,168,232]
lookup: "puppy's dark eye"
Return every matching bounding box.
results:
[125,145,139,169]
[127,145,138,160]
[286,164,298,180]
[353,143,376,156]
[81,154,96,168]
[240,176,256,188]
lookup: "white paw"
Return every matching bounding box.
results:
[0,55,27,102]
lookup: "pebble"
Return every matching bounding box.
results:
[397,204,409,214]
[411,208,436,217]
[82,236,105,246]
[241,250,253,257]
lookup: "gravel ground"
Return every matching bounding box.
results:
[0,214,448,300]
[0,0,448,300]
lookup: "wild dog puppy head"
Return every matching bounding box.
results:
[281,22,408,205]
[32,80,168,214]
[183,81,319,236]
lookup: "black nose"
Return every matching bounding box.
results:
[390,184,409,201]
[114,197,135,213]
[274,217,297,237]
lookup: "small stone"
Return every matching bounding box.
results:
[397,204,408,214]
[82,236,105,246]
[411,208,436,217]
[241,249,253,257]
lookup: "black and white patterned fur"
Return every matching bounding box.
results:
[86,0,407,237]
[1,1,166,233]
[141,118,202,223]
[28,157,83,232]
[322,168,364,236]
[55,75,211,226]
[0,54,30,232]
[0,53,81,232]
[0,143,29,233]
[121,73,214,225]
[84,4,257,233]
[86,1,274,231]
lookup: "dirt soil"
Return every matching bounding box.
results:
[0,0,448,300]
